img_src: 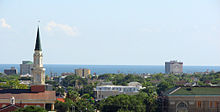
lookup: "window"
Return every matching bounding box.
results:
[177,102,188,112]
[45,103,52,111]
[209,101,213,108]
[215,102,218,108]
[177,102,187,108]
[197,101,202,108]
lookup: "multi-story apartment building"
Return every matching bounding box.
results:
[165,60,183,74]
[4,67,18,75]
[20,61,33,75]
[75,68,91,78]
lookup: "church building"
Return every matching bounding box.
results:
[0,27,56,112]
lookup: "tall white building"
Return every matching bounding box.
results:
[20,61,33,75]
[31,27,45,85]
[165,60,183,74]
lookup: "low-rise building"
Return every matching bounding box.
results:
[94,82,142,100]
[4,67,18,75]
[162,86,220,112]
[0,85,56,112]
[128,82,143,89]
[19,73,32,85]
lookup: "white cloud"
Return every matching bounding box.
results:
[0,18,11,28]
[45,21,79,36]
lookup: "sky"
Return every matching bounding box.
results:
[0,0,220,66]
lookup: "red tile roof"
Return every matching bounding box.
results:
[56,98,65,102]
[0,89,56,100]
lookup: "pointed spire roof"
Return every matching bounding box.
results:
[34,27,42,51]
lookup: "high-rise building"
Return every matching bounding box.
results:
[165,60,183,74]
[31,27,46,85]
[4,67,18,75]
[20,61,33,75]
[75,68,91,78]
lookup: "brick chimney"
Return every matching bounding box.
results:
[31,85,45,92]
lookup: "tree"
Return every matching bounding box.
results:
[0,79,28,89]
[67,90,80,101]
[157,81,174,94]
[79,84,95,97]
[99,94,146,112]
[55,101,70,112]
[13,105,47,112]
[55,86,65,97]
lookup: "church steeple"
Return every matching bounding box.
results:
[34,27,42,51]
[32,26,45,85]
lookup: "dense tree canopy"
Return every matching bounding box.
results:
[13,106,47,112]
[98,92,157,112]
[0,74,28,89]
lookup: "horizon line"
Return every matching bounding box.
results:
[1,63,220,67]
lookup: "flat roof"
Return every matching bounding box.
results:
[97,85,137,88]
[169,87,220,95]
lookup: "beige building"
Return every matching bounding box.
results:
[75,68,91,78]
[163,87,220,112]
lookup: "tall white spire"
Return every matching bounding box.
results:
[31,26,45,85]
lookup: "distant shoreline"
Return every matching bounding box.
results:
[1,64,220,75]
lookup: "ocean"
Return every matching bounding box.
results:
[0,64,220,75]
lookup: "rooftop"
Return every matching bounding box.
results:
[169,87,220,95]
[97,85,138,88]
[22,61,33,64]
[0,89,56,100]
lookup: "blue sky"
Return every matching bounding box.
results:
[0,0,220,65]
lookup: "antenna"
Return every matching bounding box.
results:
[37,20,40,27]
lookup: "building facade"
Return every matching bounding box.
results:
[94,82,142,100]
[75,68,91,78]
[20,61,33,75]
[165,60,183,74]
[162,87,220,112]
[4,67,18,75]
